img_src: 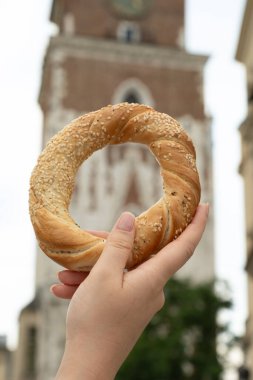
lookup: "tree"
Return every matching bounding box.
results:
[116,278,232,380]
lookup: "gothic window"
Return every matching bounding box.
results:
[124,91,140,104]
[112,78,154,107]
[117,22,141,43]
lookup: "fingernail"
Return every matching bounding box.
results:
[116,212,135,232]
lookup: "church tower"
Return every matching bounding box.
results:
[14,1,214,379]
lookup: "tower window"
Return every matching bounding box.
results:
[112,78,155,107]
[117,22,141,43]
[124,92,140,104]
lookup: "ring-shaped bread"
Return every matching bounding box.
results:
[29,103,201,271]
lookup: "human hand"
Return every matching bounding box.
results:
[52,204,209,380]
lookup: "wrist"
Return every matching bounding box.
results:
[55,339,118,380]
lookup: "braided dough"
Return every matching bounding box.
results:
[29,103,200,271]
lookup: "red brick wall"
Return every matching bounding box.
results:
[41,54,204,120]
[52,0,184,48]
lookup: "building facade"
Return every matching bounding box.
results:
[236,0,253,377]
[0,336,12,380]
[14,1,214,379]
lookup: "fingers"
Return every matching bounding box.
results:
[137,204,209,288]
[58,270,89,285]
[93,212,135,277]
[51,270,89,299]
[51,284,78,299]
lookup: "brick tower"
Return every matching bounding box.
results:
[14,1,214,379]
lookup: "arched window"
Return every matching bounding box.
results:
[124,91,140,104]
[117,22,141,43]
[112,78,154,107]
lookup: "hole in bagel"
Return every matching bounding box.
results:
[69,142,163,232]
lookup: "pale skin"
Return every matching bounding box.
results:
[51,204,209,380]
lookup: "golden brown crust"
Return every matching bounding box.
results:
[29,103,201,271]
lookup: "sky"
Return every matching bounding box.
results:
[0,0,248,360]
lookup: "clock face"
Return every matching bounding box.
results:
[110,0,153,18]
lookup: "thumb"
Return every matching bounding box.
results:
[94,212,135,275]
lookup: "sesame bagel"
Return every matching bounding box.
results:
[29,103,200,271]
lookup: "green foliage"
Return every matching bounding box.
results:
[116,278,232,380]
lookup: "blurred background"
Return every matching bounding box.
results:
[0,0,252,379]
